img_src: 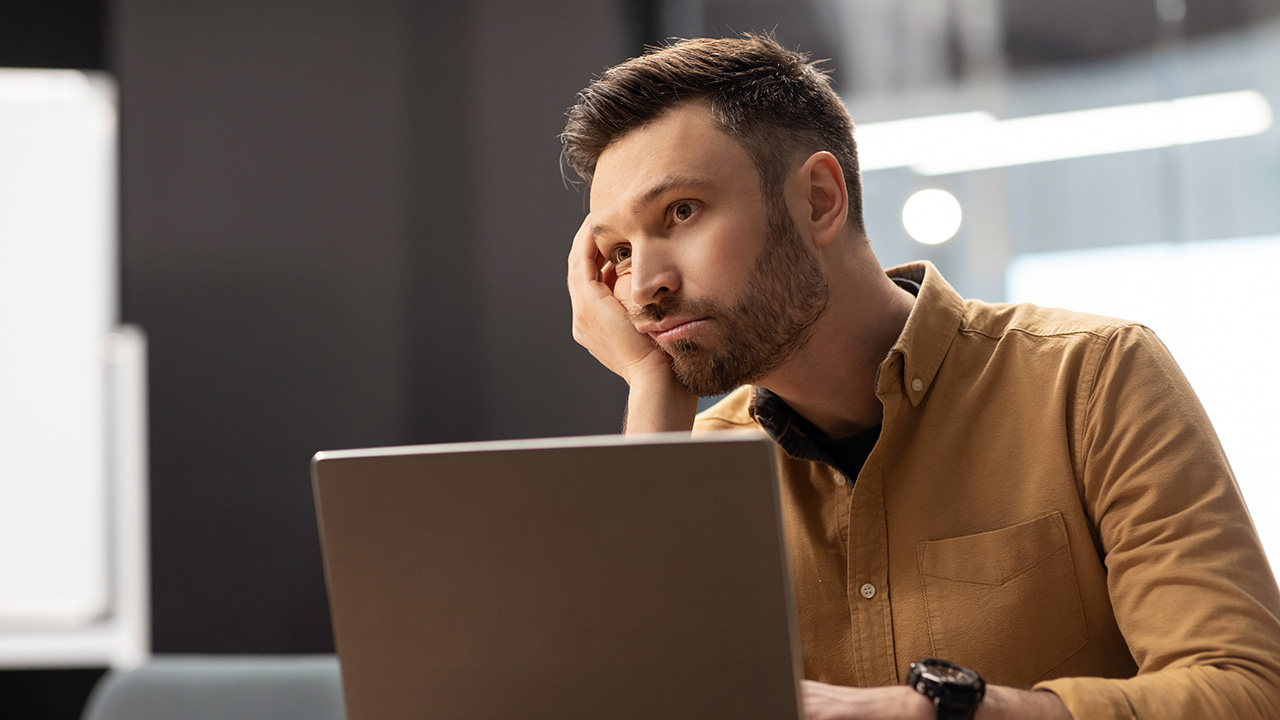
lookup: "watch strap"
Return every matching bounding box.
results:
[933,696,979,720]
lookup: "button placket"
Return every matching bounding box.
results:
[847,396,897,687]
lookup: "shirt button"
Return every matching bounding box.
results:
[911,378,924,392]
[834,474,847,487]
[860,583,876,599]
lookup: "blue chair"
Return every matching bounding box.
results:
[81,655,345,720]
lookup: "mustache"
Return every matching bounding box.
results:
[628,296,719,325]
[628,297,680,324]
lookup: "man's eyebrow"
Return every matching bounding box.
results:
[631,174,715,213]
[592,175,715,239]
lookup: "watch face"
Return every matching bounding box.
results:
[914,658,982,688]
[928,663,974,685]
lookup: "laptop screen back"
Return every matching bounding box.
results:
[312,432,803,720]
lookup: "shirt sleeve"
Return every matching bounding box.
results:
[1034,325,1280,718]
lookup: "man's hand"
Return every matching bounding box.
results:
[566,215,697,433]
[802,680,1073,720]
[567,215,670,384]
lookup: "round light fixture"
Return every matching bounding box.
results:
[902,188,962,245]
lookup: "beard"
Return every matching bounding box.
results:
[630,199,830,397]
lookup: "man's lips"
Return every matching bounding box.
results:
[635,317,710,344]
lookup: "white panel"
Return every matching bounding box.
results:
[0,69,116,625]
[1007,236,1280,569]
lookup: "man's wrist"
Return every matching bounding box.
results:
[974,685,1071,720]
[902,659,1070,720]
[621,366,698,434]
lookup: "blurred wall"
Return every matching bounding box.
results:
[113,0,633,653]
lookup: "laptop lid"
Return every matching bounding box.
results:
[312,431,803,720]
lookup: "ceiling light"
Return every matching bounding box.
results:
[857,90,1274,175]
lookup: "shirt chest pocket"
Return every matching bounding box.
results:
[916,512,1088,687]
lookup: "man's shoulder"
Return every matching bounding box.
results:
[692,386,758,433]
[896,261,1149,358]
[959,298,1143,346]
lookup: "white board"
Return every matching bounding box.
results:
[0,69,117,626]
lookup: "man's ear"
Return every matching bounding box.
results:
[799,151,848,248]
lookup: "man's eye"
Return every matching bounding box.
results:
[671,202,697,223]
[609,246,632,264]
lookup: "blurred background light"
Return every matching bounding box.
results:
[856,112,997,172]
[902,188,962,245]
[858,90,1274,175]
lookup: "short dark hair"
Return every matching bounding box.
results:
[561,34,864,234]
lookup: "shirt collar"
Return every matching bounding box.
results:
[881,261,965,407]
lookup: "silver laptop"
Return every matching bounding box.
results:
[312,431,804,720]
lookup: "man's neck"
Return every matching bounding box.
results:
[757,249,916,439]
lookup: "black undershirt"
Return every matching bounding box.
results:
[788,411,882,484]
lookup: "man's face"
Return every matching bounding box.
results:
[589,103,828,396]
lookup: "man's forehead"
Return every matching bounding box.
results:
[589,105,754,215]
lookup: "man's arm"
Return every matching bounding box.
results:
[801,681,1069,720]
[1031,325,1280,717]
[566,215,698,433]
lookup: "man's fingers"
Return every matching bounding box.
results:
[599,261,618,290]
[568,215,619,304]
[567,215,598,283]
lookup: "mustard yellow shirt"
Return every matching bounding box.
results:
[693,261,1280,718]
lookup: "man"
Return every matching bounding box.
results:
[562,35,1280,719]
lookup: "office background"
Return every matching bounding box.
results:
[2,0,1278,717]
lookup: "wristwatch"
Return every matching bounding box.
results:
[906,658,986,720]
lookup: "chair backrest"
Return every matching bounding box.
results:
[81,655,345,720]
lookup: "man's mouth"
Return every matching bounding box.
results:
[636,317,710,344]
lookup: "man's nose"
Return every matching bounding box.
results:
[629,247,680,307]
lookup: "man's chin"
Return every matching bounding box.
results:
[669,354,752,398]
[674,376,740,399]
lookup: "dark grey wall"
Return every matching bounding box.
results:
[113,0,634,653]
